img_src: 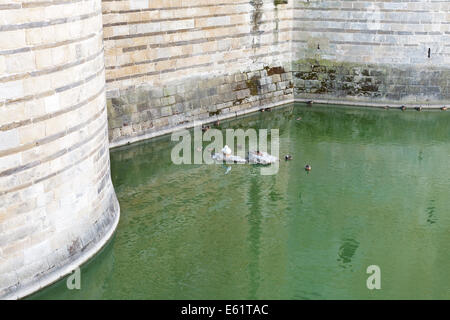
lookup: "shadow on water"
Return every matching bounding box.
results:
[246,177,262,299]
[426,200,437,225]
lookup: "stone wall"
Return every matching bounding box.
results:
[102,0,294,146]
[0,0,119,299]
[104,0,450,146]
[293,0,450,104]
[107,66,294,147]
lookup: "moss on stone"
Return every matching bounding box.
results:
[274,0,288,5]
[293,58,388,97]
[246,76,260,96]
[265,66,285,76]
[209,110,221,117]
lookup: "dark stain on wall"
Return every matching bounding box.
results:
[266,66,285,76]
[250,0,264,33]
[293,59,450,103]
[250,0,264,49]
[274,0,288,5]
[246,76,260,96]
[107,66,293,145]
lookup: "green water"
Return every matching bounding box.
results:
[30,104,450,299]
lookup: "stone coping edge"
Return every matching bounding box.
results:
[294,98,450,109]
[109,98,296,149]
[109,97,450,150]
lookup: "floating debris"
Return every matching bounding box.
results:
[248,150,278,165]
[212,145,247,163]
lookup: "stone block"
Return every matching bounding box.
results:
[160,106,172,117]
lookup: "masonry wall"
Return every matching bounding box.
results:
[0,0,119,299]
[293,0,450,104]
[102,0,294,147]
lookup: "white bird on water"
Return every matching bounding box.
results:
[222,145,232,157]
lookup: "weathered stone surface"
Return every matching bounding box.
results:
[0,0,119,300]
[293,59,450,103]
[292,0,450,104]
[106,65,294,145]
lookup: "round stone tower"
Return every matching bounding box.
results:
[0,0,120,299]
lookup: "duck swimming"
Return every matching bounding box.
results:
[400,105,406,111]
[415,106,423,112]
[305,164,312,171]
[306,100,314,106]
[202,125,210,132]
[285,155,293,161]
[441,106,447,111]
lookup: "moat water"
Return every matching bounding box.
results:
[30,103,450,299]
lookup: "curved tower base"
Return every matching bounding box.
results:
[0,0,120,299]
[3,194,120,300]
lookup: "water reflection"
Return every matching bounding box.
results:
[426,200,437,225]
[246,177,262,299]
[418,150,424,161]
[337,238,360,268]
[30,104,450,300]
